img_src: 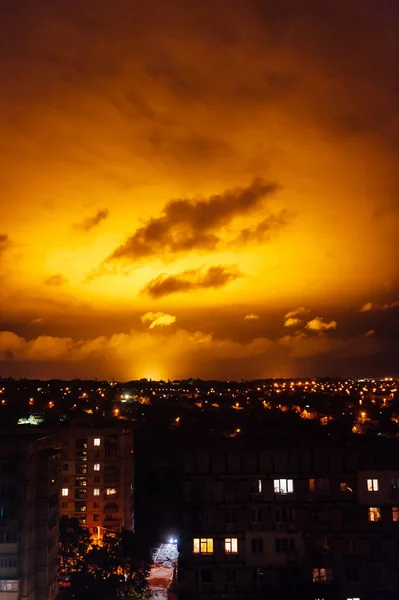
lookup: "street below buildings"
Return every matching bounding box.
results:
[148,542,178,599]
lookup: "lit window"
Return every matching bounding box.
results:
[274,479,294,494]
[61,488,69,496]
[94,438,101,447]
[106,488,117,495]
[368,507,381,522]
[347,598,360,600]
[367,479,379,491]
[94,488,100,496]
[94,463,100,471]
[312,568,332,583]
[193,538,213,554]
[0,581,19,592]
[392,507,399,522]
[225,538,238,553]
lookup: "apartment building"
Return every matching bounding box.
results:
[59,418,134,538]
[0,432,60,600]
[178,434,399,600]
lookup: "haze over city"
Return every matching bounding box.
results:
[1,0,398,381]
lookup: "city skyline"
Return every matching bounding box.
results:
[1,0,398,380]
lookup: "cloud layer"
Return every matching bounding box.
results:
[105,179,280,266]
[142,265,242,298]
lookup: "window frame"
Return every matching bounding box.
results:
[367,478,379,492]
[368,506,381,522]
[193,538,214,554]
[224,537,238,554]
[274,478,294,494]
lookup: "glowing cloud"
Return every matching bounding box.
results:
[285,307,308,319]
[360,302,373,312]
[284,317,301,327]
[306,316,337,332]
[244,313,260,320]
[365,329,375,337]
[360,300,399,312]
[141,312,176,329]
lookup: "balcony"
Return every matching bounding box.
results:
[103,517,120,529]
[104,504,119,514]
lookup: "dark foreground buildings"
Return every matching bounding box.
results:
[178,434,399,600]
[0,432,60,600]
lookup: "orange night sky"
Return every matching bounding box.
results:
[1,0,398,380]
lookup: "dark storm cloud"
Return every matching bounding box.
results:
[74,208,109,232]
[142,265,242,298]
[0,235,11,253]
[233,210,290,245]
[106,179,280,264]
[44,274,68,287]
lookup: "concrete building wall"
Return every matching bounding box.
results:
[59,419,134,539]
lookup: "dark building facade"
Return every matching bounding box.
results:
[0,432,60,600]
[178,435,399,600]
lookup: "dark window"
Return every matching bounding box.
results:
[0,486,15,500]
[275,538,295,552]
[224,481,236,495]
[93,514,100,522]
[94,502,100,509]
[226,569,238,583]
[316,537,330,551]
[63,464,68,471]
[76,439,88,450]
[250,508,262,523]
[309,478,329,493]
[62,502,68,509]
[253,568,264,583]
[225,509,235,524]
[275,507,295,523]
[251,538,263,553]
[345,538,357,554]
[201,569,213,584]
[391,478,399,491]
[74,501,87,512]
[345,567,358,582]
[105,463,118,470]
[94,476,100,483]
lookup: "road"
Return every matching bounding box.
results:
[148,542,178,600]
